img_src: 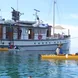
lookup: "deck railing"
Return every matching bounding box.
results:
[47,34,70,39]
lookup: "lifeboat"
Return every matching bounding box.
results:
[41,54,78,60]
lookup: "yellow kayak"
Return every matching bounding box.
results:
[0,48,20,52]
[0,48,9,51]
[41,54,78,60]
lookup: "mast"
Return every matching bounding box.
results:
[53,0,56,36]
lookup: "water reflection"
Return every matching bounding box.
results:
[43,59,78,78]
[0,51,78,78]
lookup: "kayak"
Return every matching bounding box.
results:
[41,54,78,60]
[0,48,20,52]
[0,48,9,51]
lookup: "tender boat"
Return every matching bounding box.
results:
[41,54,78,60]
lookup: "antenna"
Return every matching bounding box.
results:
[34,9,40,21]
[11,7,15,11]
[11,7,24,21]
[34,9,40,13]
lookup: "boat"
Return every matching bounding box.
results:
[0,48,9,51]
[0,1,70,52]
[0,48,20,52]
[41,54,78,60]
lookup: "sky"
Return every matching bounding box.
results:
[0,0,78,26]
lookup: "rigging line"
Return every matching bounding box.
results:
[47,0,53,17]
[56,4,61,24]
[55,0,62,25]
[56,0,65,23]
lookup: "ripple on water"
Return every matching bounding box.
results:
[0,51,78,78]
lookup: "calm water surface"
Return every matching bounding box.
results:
[0,50,78,78]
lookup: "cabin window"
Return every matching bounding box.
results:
[41,29,45,34]
[38,30,42,34]
[13,27,17,33]
[38,29,45,34]
[13,27,18,40]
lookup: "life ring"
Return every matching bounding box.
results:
[38,35,42,40]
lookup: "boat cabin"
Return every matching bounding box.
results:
[0,19,52,40]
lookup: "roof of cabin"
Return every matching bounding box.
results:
[0,19,52,29]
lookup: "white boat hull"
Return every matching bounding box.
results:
[0,39,70,53]
[19,43,69,51]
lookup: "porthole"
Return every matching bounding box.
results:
[46,42,47,44]
[54,42,56,43]
[38,43,40,44]
[42,42,44,44]
[34,43,36,44]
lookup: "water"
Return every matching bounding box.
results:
[0,50,78,78]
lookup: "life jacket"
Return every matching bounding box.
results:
[59,48,63,54]
[55,47,63,55]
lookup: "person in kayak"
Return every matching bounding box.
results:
[55,44,63,55]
